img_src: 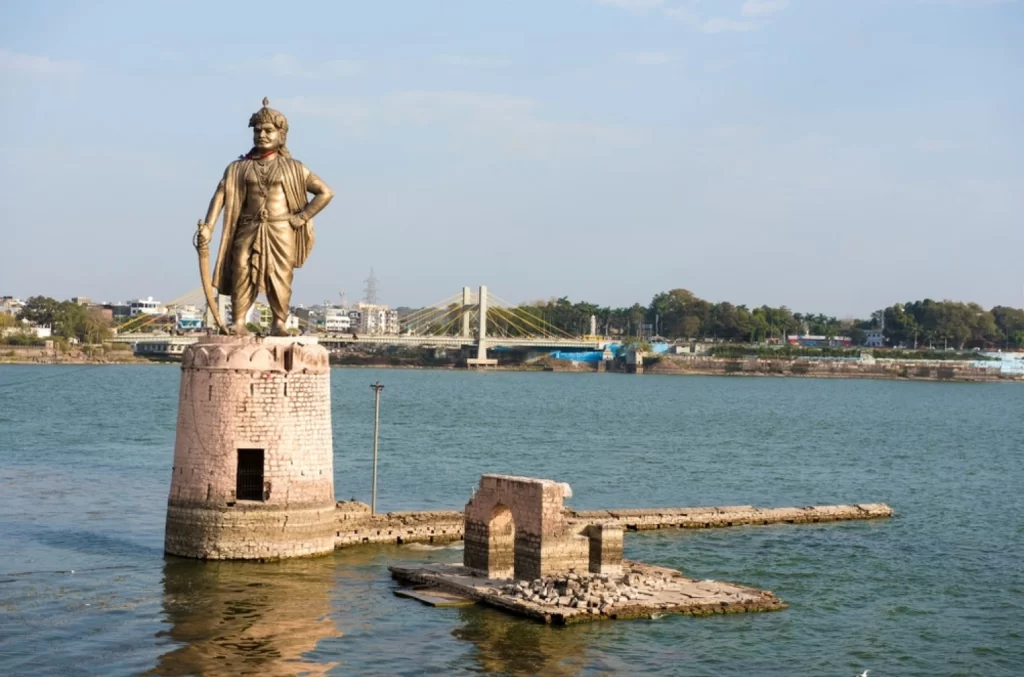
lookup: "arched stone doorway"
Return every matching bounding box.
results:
[487,504,515,579]
[464,474,594,581]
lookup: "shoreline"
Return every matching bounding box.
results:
[2,354,1020,383]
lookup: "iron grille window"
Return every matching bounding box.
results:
[236,449,264,501]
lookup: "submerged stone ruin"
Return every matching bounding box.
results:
[390,474,787,624]
[463,475,623,580]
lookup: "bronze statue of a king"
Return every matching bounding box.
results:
[195,98,334,336]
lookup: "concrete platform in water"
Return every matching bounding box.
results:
[335,502,894,549]
[390,559,786,625]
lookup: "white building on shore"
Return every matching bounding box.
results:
[1,296,25,316]
[355,302,400,335]
[129,297,164,316]
[324,307,352,333]
[0,322,51,339]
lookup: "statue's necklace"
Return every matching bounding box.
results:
[253,157,273,198]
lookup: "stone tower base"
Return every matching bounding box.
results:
[165,336,336,560]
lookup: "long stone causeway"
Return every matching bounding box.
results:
[334,501,893,549]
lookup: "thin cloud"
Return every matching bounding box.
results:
[921,0,1017,5]
[915,138,973,152]
[279,90,642,156]
[269,54,362,79]
[663,6,697,22]
[741,0,790,16]
[595,0,666,12]
[438,55,512,67]
[702,18,759,33]
[618,51,674,65]
[0,49,83,75]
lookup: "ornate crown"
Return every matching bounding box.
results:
[249,97,289,131]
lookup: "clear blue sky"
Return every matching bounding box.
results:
[1,0,1021,316]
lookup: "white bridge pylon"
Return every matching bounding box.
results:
[398,285,577,342]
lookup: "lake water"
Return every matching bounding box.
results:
[0,365,1022,676]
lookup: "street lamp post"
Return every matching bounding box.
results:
[370,381,384,514]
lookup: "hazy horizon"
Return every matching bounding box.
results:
[1,0,1021,317]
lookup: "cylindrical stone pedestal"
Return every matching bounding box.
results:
[165,335,336,560]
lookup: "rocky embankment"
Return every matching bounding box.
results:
[0,345,144,364]
[643,355,1021,382]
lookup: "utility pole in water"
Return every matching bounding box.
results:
[370,381,384,514]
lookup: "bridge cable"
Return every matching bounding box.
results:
[416,303,463,336]
[430,308,464,336]
[486,292,557,337]
[399,293,461,326]
[399,293,464,332]
[487,305,538,338]
[487,293,573,339]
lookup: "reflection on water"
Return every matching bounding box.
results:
[452,608,582,676]
[452,606,634,677]
[149,557,342,676]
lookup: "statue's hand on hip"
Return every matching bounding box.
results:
[289,214,307,229]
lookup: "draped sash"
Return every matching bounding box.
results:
[211,156,314,295]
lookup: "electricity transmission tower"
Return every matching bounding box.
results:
[363,269,379,305]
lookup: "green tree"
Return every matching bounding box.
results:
[706,302,750,341]
[992,306,1024,348]
[648,289,712,339]
[17,296,61,326]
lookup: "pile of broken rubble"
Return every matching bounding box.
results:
[498,567,694,615]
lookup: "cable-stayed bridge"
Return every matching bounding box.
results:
[113,286,607,361]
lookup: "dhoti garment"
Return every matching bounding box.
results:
[230,212,296,322]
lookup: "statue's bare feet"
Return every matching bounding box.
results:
[271,321,289,337]
[232,322,249,336]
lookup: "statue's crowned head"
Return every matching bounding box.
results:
[248,97,290,157]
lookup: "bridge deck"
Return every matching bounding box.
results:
[113,333,604,351]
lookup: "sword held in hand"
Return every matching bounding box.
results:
[193,219,229,334]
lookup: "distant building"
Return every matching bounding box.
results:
[670,342,712,355]
[787,334,854,348]
[0,296,23,316]
[323,308,351,333]
[175,306,204,332]
[257,304,272,329]
[107,303,132,321]
[129,297,163,316]
[0,322,51,339]
[355,302,400,335]
[88,305,114,322]
[864,329,884,348]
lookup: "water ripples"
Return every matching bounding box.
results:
[1,366,1022,675]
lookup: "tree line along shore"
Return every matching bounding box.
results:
[504,290,1024,351]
